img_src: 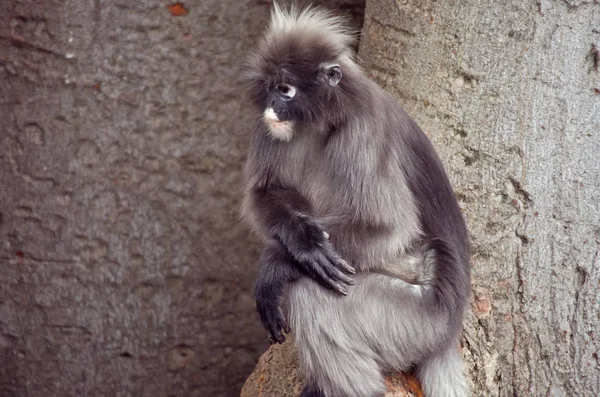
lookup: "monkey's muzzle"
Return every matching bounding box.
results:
[263,107,294,141]
[264,107,291,126]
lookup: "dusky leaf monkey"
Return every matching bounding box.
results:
[241,4,471,397]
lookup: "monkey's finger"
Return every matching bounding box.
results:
[276,310,290,340]
[318,243,355,275]
[330,282,348,295]
[328,252,355,275]
[312,264,347,295]
[314,254,349,295]
[283,321,291,334]
[316,251,355,284]
[319,255,355,286]
[258,302,287,344]
[302,254,333,283]
[335,270,355,286]
[274,330,286,344]
[273,322,286,344]
[338,258,355,274]
[298,253,347,294]
[276,309,292,335]
[268,322,284,344]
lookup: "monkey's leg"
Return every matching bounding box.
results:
[287,273,466,397]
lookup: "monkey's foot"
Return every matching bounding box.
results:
[299,385,325,397]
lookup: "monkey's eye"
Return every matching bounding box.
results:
[276,83,296,99]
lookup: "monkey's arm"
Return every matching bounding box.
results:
[254,239,301,344]
[246,187,355,295]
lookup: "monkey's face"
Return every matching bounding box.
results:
[244,39,344,141]
[260,63,342,141]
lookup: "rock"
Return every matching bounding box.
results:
[240,340,424,397]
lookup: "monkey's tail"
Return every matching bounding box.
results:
[425,237,471,331]
[409,237,470,397]
[416,346,470,397]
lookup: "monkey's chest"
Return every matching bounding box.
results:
[299,164,357,221]
[278,137,341,212]
[278,134,376,220]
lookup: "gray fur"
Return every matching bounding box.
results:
[242,4,471,397]
[416,347,470,397]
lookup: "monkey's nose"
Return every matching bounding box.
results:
[270,98,276,107]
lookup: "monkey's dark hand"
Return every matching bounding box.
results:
[254,240,299,344]
[276,213,355,295]
[256,299,290,344]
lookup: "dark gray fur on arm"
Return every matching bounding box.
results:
[243,131,355,296]
[253,239,300,344]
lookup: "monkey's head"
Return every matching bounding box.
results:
[243,4,358,141]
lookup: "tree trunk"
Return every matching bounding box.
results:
[0,1,272,396]
[359,0,600,396]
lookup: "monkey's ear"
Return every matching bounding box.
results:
[323,63,342,86]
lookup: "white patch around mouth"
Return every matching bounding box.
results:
[263,107,294,141]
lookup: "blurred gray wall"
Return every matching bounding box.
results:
[0,1,363,396]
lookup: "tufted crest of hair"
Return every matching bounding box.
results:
[267,2,356,58]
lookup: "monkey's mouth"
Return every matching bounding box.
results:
[269,120,290,128]
[264,108,292,125]
[263,107,294,141]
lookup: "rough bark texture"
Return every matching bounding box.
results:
[358,0,600,396]
[0,1,270,396]
[0,1,363,397]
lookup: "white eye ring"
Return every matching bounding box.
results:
[277,83,296,99]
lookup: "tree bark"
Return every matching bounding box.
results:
[0,1,272,396]
[359,0,600,396]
